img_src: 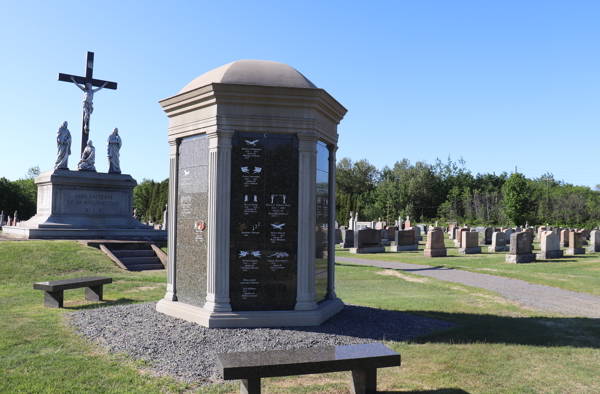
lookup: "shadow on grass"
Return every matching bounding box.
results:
[287,304,600,349]
[336,263,453,272]
[380,390,469,394]
[65,297,138,310]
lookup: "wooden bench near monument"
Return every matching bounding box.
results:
[33,276,112,308]
[217,343,400,394]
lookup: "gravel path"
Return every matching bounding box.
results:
[66,302,453,385]
[337,256,600,318]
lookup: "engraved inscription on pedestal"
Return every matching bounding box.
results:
[230,132,298,311]
[176,135,209,307]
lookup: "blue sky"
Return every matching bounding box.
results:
[1,1,599,187]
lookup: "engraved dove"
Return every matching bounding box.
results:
[245,140,259,146]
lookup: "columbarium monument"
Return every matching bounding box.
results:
[156,60,347,327]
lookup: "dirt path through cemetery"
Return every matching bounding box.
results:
[336,256,600,318]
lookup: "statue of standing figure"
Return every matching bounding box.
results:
[70,76,107,133]
[107,128,122,173]
[54,121,72,170]
[78,140,96,171]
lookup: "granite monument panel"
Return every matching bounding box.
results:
[176,134,209,307]
[315,141,330,303]
[229,132,299,311]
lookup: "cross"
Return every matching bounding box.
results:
[58,51,117,156]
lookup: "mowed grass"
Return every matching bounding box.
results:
[0,239,599,393]
[336,235,600,296]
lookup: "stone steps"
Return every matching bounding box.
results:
[86,241,167,271]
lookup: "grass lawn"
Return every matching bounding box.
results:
[336,235,600,296]
[0,239,599,393]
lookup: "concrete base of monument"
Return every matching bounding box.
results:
[488,246,509,252]
[505,253,536,263]
[1,169,167,241]
[155,298,345,328]
[566,248,585,255]
[390,244,417,252]
[536,250,564,259]
[424,248,447,257]
[459,247,481,254]
[349,246,386,254]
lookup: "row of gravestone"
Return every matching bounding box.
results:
[0,210,18,227]
[341,226,423,249]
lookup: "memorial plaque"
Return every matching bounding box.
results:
[176,134,209,307]
[230,132,298,311]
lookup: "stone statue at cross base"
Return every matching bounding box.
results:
[107,128,122,173]
[0,211,4,226]
[78,140,96,171]
[54,121,72,170]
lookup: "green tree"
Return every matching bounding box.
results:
[502,173,533,226]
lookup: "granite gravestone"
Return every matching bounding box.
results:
[459,231,480,254]
[482,227,493,245]
[504,229,514,245]
[350,228,385,254]
[341,229,354,248]
[537,231,563,259]
[588,230,600,253]
[413,226,422,242]
[455,228,469,248]
[156,60,347,328]
[424,227,447,257]
[566,231,585,255]
[505,232,536,263]
[488,231,509,252]
[391,229,417,251]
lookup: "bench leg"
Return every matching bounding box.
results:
[44,290,64,308]
[240,377,261,394]
[350,369,377,394]
[85,285,103,302]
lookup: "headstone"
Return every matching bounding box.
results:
[0,211,4,226]
[163,204,168,231]
[405,216,411,229]
[566,231,585,255]
[587,230,600,253]
[341,229,354,248]
[413,226,422,242]
[335,221,339,229]
[424,227,447,257]
[155,59,346,328]
[505,232,536,263]
[560,229,569,247]
[350,228,385,254]
[536,231,563,259]
[504,228,514,245]
[391,229,417,251]
[482,227,493,245]
[488,232,509,252]
[450,226,458,240]
[334,229,343,244]
[580,229,590,245]
[455,228,469,248]
[375,221,386,230]
[386,226,398,242]
[459,231,481,254]
[417,224,426,235]
[380,229,391,246]
[13,211,18,224]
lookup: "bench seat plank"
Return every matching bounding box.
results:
[218,343,400,380]
[33,276,112,292]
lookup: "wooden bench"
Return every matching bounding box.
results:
[217,342,400,394]
[33,276,112,308]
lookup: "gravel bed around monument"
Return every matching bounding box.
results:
[66,302,453,385]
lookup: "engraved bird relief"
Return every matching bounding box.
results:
[239,223,248,232]
[271,194,275,203]
[241,167,249,173]
[184,170,190,176]
[268,252,289,258]
[251,251,261,258]
[244,140,259,146]
[253,195,258,202]
[271,223,286,230]
[239,251,249,257]
[244,195,248,202]
[282,194,287,204]
[253,167,262,174]
[251,222,261,231]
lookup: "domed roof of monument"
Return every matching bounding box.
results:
[179,60,317,93]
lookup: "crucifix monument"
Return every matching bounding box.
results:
[58,51,117,156]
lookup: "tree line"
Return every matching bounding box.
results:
[336,156,600,228]
[4,158,599,229]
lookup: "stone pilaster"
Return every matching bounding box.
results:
[164,140,179,301]
[204,130,234,312]
[327,145,337,299]
[295,134,318,311]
